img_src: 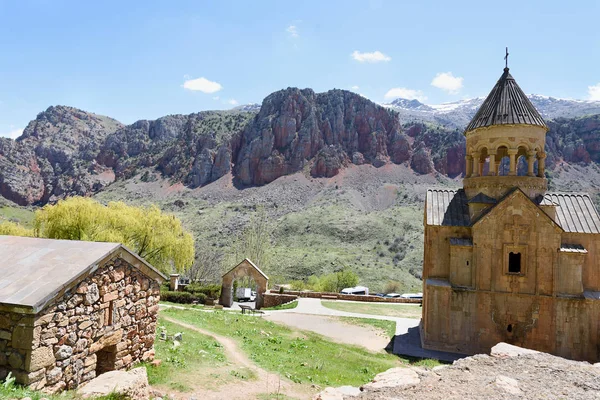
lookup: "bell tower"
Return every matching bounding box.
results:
[463,66,549,212]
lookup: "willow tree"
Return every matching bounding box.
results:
[0,221,34,237]
[34,197,194,274]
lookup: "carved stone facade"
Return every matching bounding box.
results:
[0,237,165,393]
[422,67,600,362]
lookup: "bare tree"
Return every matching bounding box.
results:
[233,207,271,271]
[187,243,225,283]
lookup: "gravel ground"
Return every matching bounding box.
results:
[354,351,600,400]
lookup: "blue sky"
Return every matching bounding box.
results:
[1,0,599,138]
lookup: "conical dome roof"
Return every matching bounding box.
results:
[465,68,547,132]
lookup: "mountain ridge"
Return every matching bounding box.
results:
[1,89,600,206]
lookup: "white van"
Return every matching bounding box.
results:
[340,286,369,295]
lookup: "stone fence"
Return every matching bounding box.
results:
[262,293,298,308]
[280,290,422,304]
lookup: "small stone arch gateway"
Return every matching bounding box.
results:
[219,259,268,309]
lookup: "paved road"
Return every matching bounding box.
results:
[264,298,464,361]
[264,297,420,335]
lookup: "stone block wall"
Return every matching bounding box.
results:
[282,291,422,304]
[262,293,298,308]
[0,256,161,393]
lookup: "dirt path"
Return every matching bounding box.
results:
[161,316,311,400]
[265,313,391,352]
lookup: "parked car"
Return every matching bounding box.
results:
[384,293,401,298]
[374,293,386,297]
[340,286,369,295]
[400,293,423,300]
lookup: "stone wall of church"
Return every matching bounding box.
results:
[421,288,600,362]
[561,232,600,292]
[0,257,161,393]
[423,226,471,280]
[422,190,600,362]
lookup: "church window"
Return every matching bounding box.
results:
[508,252,521,274]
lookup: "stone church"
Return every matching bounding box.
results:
[421,66,600,362]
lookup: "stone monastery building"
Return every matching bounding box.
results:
[0,236,165,392]
[422,66,600,362]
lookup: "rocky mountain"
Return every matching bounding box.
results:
[234,88,411,185]
[1,89,600,206]
[0,106,122,205]
[386,95,600,129]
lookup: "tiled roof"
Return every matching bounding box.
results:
[560,244,587,254]
[465,68,547,132]
[426,189,470,227]
[541,193,600,234]
[0,236,165,313]
[468,193,497,204]
[450,238,473,246]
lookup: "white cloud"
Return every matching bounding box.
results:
[212,96,220,101]
[589,83,600,101]
[227,99,238,105]
[286,25,299,38]
[431,72,463,94]
[351,50,391,63]
[384,87,427,102]
[182,77,223,93]
[0,127,23,139]
[351,85,360,90]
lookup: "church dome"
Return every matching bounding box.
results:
[465,68,548,133]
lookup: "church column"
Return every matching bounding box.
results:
[465,155,473,177]
[471,151,480,177]
[537,153,546,177]
[508,149,518,176]
[488,150,497,176]
[527,150,536,176]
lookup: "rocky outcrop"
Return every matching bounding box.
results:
[234,88,411,185]
[77,367,149,400]
[314,343,600,400]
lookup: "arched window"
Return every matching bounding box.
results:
[516,146,529,176]
[497,146,510,176]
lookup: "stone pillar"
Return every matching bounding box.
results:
[508,149,518,176]
[169,274,180,291]
[538,153,546,177]
[472,151,480,177]
[527,151,536,177]
[465,155,473,177]
[488,151,497,176]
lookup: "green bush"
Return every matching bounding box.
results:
[195,293,207,304]
[161,291,195,304]
[183,283,221,299]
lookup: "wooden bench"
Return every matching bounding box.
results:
[239,304,264,315]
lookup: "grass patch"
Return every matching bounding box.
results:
[264,300,298,310]
[160,307,402,387]
[144,317,227,392]
[321,300,422,319]
[338,317,396,339]
[0,206,35,227]
[256,394,298,400]
[0,374,127,400]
